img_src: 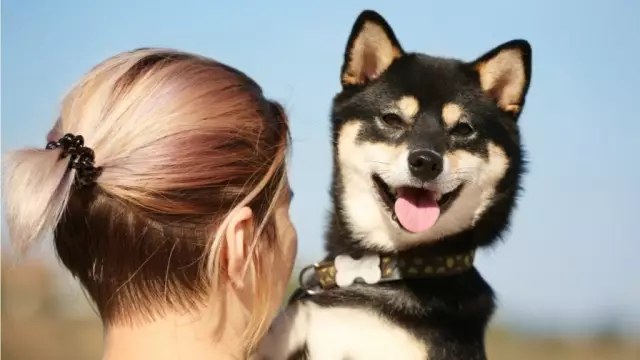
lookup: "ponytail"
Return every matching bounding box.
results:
[3,148,75,253]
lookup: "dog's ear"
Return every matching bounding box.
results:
[472,39,532,118]
[340,10,404,87]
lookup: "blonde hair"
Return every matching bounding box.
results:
[2,48,290,351]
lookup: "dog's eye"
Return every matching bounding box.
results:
[380,113,405,128]
[450,122,475,137]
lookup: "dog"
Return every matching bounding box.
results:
[254,9,532,360]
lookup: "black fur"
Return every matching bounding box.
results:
[288,10,531,360]
[327,10,531,256]
[286,344,309,360]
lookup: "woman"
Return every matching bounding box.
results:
[3,48,297,360]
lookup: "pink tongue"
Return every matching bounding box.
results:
[394,188,440,233]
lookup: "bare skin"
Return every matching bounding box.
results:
[102,309,245,360]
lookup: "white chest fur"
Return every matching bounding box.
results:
[254,301,427,360]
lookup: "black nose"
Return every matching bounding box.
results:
[408,150,443,182]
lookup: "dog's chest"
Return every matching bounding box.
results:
[255,301,427,360]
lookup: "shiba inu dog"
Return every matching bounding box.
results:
[255,9,532,360]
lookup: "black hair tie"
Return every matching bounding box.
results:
[46,133,103,186]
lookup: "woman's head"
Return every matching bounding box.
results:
[3,48,296,350]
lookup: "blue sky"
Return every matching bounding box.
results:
[2,0,639,336]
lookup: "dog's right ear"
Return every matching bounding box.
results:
[340,10,405,87]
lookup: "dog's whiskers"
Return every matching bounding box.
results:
[367,160,391,166]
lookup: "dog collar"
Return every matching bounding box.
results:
[297,249,476,294]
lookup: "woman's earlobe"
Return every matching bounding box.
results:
[224,206,254,288]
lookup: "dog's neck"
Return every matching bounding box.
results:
[297,245,477,295]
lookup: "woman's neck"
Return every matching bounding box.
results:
[101,311,245,360]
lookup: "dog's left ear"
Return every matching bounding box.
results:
[340,10,405,87]
[472,39,532,117]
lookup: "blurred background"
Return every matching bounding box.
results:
[2,0,639,359]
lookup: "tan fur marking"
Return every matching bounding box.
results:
[441,103,464,128]
[430,143,509,235]
[342,22,402,85]
[337,122,362,161]
[337,121,411,250]
[472,142,509,223]
[482,143,509,184]
[396,96,420,122]
[338,121,407,163]
[504,104,521,113]
[476,49,526,114]
[410,150,484,241]
[445,150,461,171]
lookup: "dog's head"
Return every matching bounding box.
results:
[330,10,532,252]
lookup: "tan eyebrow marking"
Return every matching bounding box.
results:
[395,96,420,123]
[442,103,464,128]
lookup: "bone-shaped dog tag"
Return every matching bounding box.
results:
[334,254,382,288]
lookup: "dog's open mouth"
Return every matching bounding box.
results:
[372,174,462,234]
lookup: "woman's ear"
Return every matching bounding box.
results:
[223,206,254,288]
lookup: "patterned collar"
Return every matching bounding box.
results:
[297,249,476,294]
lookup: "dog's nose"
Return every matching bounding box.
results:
[408,150,443,182]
